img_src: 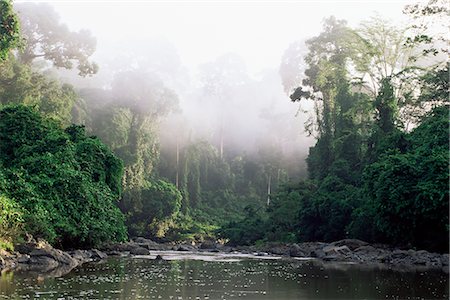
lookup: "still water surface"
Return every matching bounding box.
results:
[0,251,448,300]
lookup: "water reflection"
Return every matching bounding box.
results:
[0,255,448,299]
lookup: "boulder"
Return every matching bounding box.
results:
[332,239,368,251]
[17,254,30,264]
[289,244,306,257]
[90,249,107,260]
[176,244,197,252]
[267,244,290,256]
[132,237,171,250]
[130,247,150,255]
[107,251,125,256]
[200,240,217,250]
[69,250,92,263]
[29,247,77,267]
[441,254,449,266]
[15,242,38,255]
[311,249,326,259]
[323,245,352,260]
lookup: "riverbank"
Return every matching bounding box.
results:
[1,238,448,277]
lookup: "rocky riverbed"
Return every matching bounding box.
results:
[1,238,448,277]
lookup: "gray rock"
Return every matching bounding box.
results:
[90,249,107,260]
[17,254,30,264]
[289,244,306,257]
[107,251,125,256]
[391,250,409,259]
[332,239,368,251]
[176,244,196,252]
[323,245,352,258]
[130,247,150,255]
[132,238,171,250]
[200,240,217,250]
[311,249,326,259]
[30,247,77,267]
[28,255,59,270]
[69,250,92,263]
[441,254,449,266]
[15,243,39,255]
[268,244,290,256]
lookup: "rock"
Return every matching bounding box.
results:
[323,255,340,261]
[17,254,30,264]
[293,242,327,257]
[267,244,290,256]
[176,244,196,252]
[353,245,388,263]
[311,249,326,259]
[441,254,449,266]
[391,250,409,260]
[30,247,77,267]
[289,244,306,257]
[332,239,368,251]
[200,240,217,250]
[69,250,92,263]
[132,237,171,250]
[107,251,125,256]
[133,237,155,244]
[130,247,150,255]
[323,245,352,258]
[90,249,107,260]
[15,243,38,255]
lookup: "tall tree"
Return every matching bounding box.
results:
[199,53,250,159]
[15,2,98,76]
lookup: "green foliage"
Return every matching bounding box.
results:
[219,13,449,253]
[0,105,126,248]
[0,56,78,123]
[77,72,179,239]
[0,0,21,61]
[359,106,449,251]
[125,179,182,238]
[266,182,311,242]
[0,193,23,250]
[219,205,267,246]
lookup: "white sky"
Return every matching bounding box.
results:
[17,0,412,75]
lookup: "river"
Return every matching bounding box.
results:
[0,251,448,299]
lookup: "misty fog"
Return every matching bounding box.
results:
[31,1,409,182]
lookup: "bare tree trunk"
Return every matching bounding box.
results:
[219,116,224,160]
[267,174,271,206]
[176,137,179,189]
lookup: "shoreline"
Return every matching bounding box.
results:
[1,238,448,278]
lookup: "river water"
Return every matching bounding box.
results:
[0,251,448,299]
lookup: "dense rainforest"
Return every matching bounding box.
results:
[0,0,448,253]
